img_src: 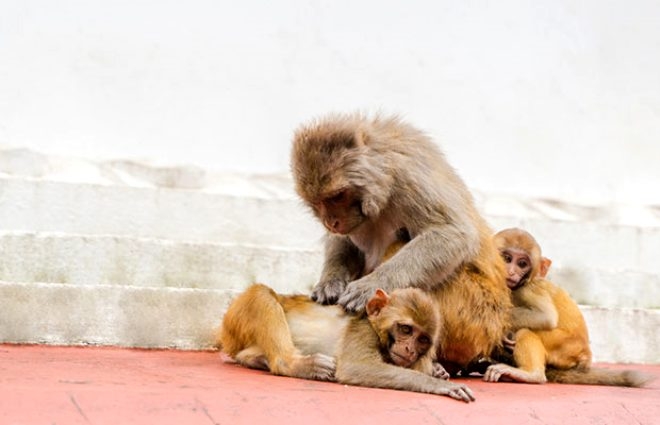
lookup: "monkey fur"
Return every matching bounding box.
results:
[485,228,654,387]
[291,112,511,373]
[218,283,474,402]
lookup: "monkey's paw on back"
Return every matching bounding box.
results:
[337,277,382,312]
[311,278,347,305]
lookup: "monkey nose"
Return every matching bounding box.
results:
[324,219,338,232]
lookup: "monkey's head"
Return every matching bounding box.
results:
[493,228,551,290]
[291,114,394,235]
[366,288,439,368]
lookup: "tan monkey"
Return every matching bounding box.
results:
[485,228,653,387]
[218,283,473,402]
[291,112,511,373]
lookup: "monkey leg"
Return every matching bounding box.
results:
[483,329,547,384]
[540,328,592,371]
[220,284,335,381]
[234,346,269,370]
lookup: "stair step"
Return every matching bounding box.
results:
[0,177,322,249]
[1,232,658,309]
[0,232,321,294]
[0,280,656,363]
[2,177,658,275]
[0,280,230,349]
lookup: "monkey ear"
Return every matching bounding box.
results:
[539,257,552,278]
[366,288,390,317]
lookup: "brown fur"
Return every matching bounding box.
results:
[218,283,475,402]
[291,112,511,372]
[485,228,654,387]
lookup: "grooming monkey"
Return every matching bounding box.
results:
[484,228,653,387]
[291,112,511,373]
[218,284,473,402]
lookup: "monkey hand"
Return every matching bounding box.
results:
[432,362,451,380]
[439,381,476,403]
[311,278,347,305]
[337,277,381,312]
[503,332,516,352]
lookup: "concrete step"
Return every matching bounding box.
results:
[1,280,658,363]
[1,151,658,363]
[0,280,227,350]
[1,176,658,276]
[0,232,321,294]
[0,232,658,309]
[0,176,322,249]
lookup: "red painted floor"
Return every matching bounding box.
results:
[0,344,658,425]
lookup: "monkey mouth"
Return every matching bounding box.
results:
[325,221,362,235]
[389,352,415,367]
[506,279,521,289]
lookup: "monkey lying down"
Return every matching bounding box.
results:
[217,283,475,403]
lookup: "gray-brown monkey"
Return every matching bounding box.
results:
[291,112,511,373]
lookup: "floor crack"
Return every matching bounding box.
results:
[69,393,91,424]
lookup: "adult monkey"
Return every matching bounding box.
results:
[291,112,511,373]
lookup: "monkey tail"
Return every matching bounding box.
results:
[546,367,654,388]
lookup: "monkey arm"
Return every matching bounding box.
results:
[510,290,558,331]
[336,321,474,402]
[311,235,365,304]
[338,220,480,311]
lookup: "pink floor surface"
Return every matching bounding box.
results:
[1,344,658,425]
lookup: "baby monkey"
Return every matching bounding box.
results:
[218,283,473,402]
[485,228,652,387]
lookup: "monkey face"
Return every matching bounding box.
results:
[292,115,393,234]
[312,188,366,234]
[500,248,532,290]
[387,322,432,367]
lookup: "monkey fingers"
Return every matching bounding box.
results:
[305,353,336,381]
[483,364,507,382]
[503,332,516,352]
[337,279,380,312]
[432,362,451,380]
[483,363,532,383]
[443,382,476,403]
[311,278,347,305]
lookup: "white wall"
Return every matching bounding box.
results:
[2,0,659,206]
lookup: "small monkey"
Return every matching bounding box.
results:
[218,283,473,402]
[485,228,653,387]
[291,112,511,372]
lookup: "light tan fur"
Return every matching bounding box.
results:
[485,228,653,387]
[291,112,511,372]
[218,283,475,402]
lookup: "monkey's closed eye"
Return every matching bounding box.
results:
[327,191,346,204]
[418,335,431,345]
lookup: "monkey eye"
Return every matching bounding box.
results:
[502,253,512,263]
[418,335,431,345]
[517,260,529,269]
[327,191,346,204]
[397,324,413,335]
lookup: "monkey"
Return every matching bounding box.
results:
[218,283,474,402]
[484,227,653,387]
[290,112,512,373]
